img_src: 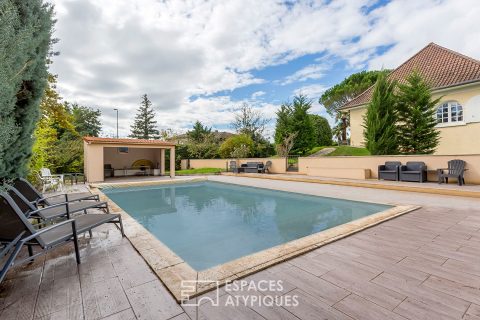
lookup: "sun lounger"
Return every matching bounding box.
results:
[0,193,124,266]
[0,231,25,284]
[7,187,109,221]
[13,178,99,206]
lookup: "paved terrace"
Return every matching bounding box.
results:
[1,176,480,320]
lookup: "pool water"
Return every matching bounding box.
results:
[103,181,391,270]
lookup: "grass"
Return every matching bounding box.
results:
[306,146,329,156]
[306,145,370,157]
[174,167,225,175]
[326,146,370,156]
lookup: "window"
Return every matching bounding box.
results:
[436,101,463,124]
[118,147,129,153]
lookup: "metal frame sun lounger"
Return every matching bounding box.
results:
[13,178,100,206]
[0,231,25,284]
[0,193,124,268]
[7,187,109,222]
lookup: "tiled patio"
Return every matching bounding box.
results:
[2,177,480,319]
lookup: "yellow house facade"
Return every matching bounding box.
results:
[343,43,480,155]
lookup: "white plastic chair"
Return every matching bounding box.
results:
[39,168,64,192]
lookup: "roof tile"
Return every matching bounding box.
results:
[341,43,480,109]
[83,136,175,146]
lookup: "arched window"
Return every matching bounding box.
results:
[436,101,463,124]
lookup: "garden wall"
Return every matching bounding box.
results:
[182,158,287,173]
[298,154,480,183]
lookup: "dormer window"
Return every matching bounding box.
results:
[436,101,463,124]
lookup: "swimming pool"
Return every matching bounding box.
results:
[103,180,391,270]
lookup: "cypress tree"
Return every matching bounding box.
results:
[0,0,54,179]
[129,94,160,139]
[396,71,440,154]
[363,73,398,155]
[274,95,316,155]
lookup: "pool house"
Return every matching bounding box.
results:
[83,137,176,183]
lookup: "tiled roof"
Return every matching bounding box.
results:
[83,136,175,146]
[340,43,480,110]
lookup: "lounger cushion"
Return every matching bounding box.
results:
[38,214,120,246]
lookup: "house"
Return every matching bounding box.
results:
[341,43,480,155]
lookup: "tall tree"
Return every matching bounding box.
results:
[232,103,268,141]
[129,94,159,139]
[232,103,273,157]
[0,0,54,179]
[187,121,211,142]
[320,70,390,143]
[29,74,82,178]
[274,95,315,155]
[309,114,332,146]
[363,73,398,155]
[276,132,297,157]
[70,103,102,137]
[396,71,440,154]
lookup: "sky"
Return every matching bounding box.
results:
[49,0,480,139]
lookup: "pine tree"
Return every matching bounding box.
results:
[363,73,398,155]
[0,0,54,180]
[187,121,211,142]
[129,94,159,139]
[396,71,440,154]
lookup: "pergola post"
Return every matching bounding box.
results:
[160,148,166,176]
[169,147,175,178]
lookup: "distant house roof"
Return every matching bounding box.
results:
[83,136,175,146]
[340,43,480,110]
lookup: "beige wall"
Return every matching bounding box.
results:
[185,158,287,174]
[84,142,104,183]
[299,154,480,183]
[348,83,480,155]
[84,143,175,182]
[349,107,366,147]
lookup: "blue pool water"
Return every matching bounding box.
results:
[103,181,391,270]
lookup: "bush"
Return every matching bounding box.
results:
[310,114,333,146]
[219,134,254,158]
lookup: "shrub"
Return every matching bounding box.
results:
[219,134,254,158]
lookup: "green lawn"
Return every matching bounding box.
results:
[326,146,370,156]
[173,167,225,175]
[306,146,329,156]
[307,145,370,157]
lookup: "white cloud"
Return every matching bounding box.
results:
[48,0,480,136]
[251,91,266,99]
[281,64,328,85]
[293,84,329,99]
[363,0,480,70]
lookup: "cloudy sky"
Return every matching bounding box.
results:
[49,0,480,138]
